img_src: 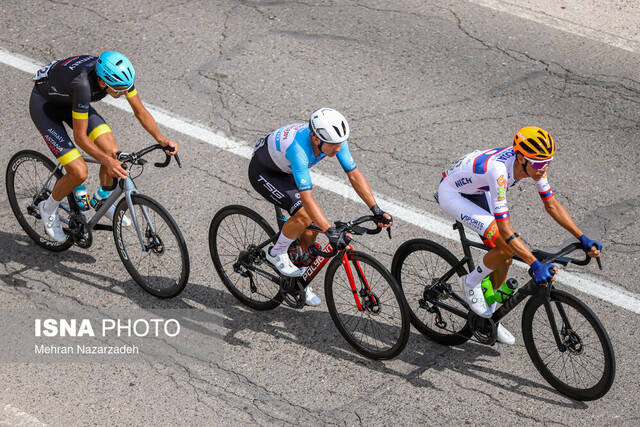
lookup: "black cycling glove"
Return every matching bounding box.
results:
[370,204,392,225]
[325,226,351,250]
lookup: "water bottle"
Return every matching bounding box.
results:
[288,239,304,266]
[73,185,90,211]
[493,278,519,303]
[90,187,111,210]
[481,277,496,305]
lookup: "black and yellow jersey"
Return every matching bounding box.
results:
[33,55,136,120]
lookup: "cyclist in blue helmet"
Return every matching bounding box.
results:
[31,51,179,242]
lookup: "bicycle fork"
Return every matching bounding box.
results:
[340,250,377,313]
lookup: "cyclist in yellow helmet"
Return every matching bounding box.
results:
[438,127,602,344]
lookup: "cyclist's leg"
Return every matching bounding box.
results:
[29,88,88,200]
[29,88,87,241]
[85,109,117,187]
[248,154,305,276]
[438,184,502,316]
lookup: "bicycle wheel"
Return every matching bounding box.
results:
[208,205,282,310]
[6,150,74,252]
[522,289,615,401]
[113,194,190,298]
[391,239,472,346]
[325,251,410,360]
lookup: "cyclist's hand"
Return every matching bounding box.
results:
[325,226,351,250]
[106,157,128,179]
[370,204,393,228]
[579,234,602,257]
[159,138,178,155]
[530,260,557,286]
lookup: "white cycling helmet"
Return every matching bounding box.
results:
[309,108,350,144]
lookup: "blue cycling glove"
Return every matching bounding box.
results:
[530,260,555,285]
[579,234,602,252]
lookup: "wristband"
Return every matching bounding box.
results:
[370,204,384,216]
[504,232,520,245]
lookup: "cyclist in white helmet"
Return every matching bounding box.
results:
[248,108,392,306]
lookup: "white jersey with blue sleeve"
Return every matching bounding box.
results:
[440,147,553,223]
[266,123,357,191]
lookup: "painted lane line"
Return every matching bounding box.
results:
[468,0,640,53]
[2,46,639,314]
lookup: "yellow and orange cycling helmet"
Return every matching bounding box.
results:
[513,126,556,161]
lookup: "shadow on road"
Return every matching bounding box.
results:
[0,229,586,408]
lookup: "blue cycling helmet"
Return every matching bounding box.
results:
[95,51,135,89]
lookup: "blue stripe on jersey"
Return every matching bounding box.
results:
[473,148,508,174]
[494,211,510,221]
[478,186,490,192]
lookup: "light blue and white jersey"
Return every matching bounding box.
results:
[266,123,357,191]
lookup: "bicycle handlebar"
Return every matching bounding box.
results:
[529,241,603,274]
[309,215,389,258]
[104,144,182,191]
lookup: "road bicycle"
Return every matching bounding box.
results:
[391,207,615,400]
[208,204,411,360]
[6,144,190,298]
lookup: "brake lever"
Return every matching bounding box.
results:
[387,227,392,239]
[596,257,602,270]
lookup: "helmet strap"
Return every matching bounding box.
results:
[318,140,325,154]
[522,159,530,177]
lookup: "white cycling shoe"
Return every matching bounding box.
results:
[105,205,132,227]
[496,323,515,345]
[305,286,321,307]
[460,275,492,318]
[38,201,67,243]
[265,247,302,277]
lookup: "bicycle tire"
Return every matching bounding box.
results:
[324,251,410,360]
[113,194,190,298]
[391,239,472,346]
[209,205,283,310]
[521,289,615,401]
[6,150,74,252]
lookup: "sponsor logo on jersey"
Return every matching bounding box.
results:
[455,177,472,188]
[68,56,95,70]
[47,128,65,143]
[257,175,284,200]
[497,175,507,201]
[460,214,484,230]
[485,222,498,241]
[495,149,515,163]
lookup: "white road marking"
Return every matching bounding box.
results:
[2,47,639,314]
[2,404,46,426]
[468,0,640,53]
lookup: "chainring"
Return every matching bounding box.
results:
[469,312,496,346]
[67,214,92,249]
[281,278,306,309]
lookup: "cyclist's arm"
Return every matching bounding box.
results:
[127,91,178,154]
[346,168,376,208]
[299,190,332,231]
[72,116,127,179]
[489,167,537,264]
[543,196,601,257]
[494,218,538,265]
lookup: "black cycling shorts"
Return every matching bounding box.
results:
[29,86,111,165]
[248,137,303,215]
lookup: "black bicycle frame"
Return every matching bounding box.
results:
[427,221,582,350]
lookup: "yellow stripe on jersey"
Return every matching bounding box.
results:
[58,148,81,165]
[72,111,88,120]
[88,124,112,142]
[125,88,137,99]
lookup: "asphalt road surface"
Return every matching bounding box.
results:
[1,1,639,425]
